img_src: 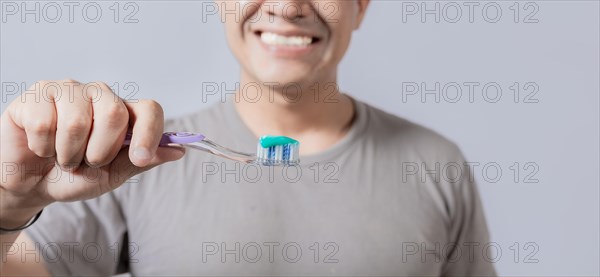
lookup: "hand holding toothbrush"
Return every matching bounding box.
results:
[0,80,185,232]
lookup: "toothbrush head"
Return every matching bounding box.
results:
[256,136,300,166]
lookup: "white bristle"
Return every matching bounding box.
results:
[256,141,300,166]
[289,145,297,162]
[275,145,283,161]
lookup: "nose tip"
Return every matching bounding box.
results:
[262,0,313,21]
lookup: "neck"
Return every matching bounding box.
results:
[234,72,355,155]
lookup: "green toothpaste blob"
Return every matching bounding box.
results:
[259,135,299,148]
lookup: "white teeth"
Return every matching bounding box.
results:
[260,32,313,47]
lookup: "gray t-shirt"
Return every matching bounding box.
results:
[27,98,496,276]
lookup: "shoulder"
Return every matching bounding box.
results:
[359,101,464,162]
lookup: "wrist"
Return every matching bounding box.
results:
[0,189,49,229]
[0,209,43,234]
[0,208,43,229]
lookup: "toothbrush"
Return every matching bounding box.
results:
[124,132,300,166]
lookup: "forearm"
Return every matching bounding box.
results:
[1,214,50,276]
[1,232,50,276]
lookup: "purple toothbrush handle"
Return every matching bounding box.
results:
[123,132,205,146]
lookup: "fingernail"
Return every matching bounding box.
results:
[133,148,152,161]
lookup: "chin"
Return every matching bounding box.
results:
[257,66,318,86]
[258,75,314,88]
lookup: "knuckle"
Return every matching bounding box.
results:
[23,80,75,103]
[30,80,48,90]
[141,99,164,116]
[22,81,46,99]
[63,117,90,136]
[90,81,113,93]
[106,102,128,118]
[26,119,53,136]
[99,103,129,127]
[82,81,111,100]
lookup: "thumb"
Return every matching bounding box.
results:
[109,146,185,187]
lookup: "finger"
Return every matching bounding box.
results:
[2,106,54,193]
[36,146,185,202]
[2,81,60,194]
[124,100,164,167]
[10,82,58,158]
[54,81,93,170]
[84,82,129,167]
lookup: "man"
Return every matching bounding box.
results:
[1,0,495,275]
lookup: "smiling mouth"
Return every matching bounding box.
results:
[254,31,321,47]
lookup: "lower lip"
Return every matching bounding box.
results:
[255,34,320,58]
